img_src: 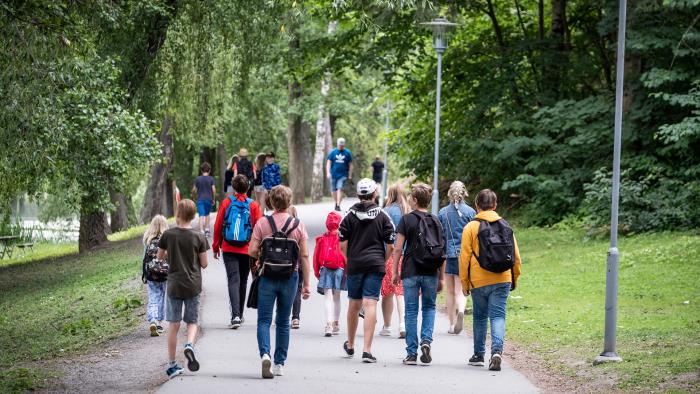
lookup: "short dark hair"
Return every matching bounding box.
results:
[200,162,211,173]
[358,190,376,202]
[475,189,498,210]
[232,174,249,194]
[411,183,432,209]
[267,152,275,158]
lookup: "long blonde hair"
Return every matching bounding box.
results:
[143,215,169,245]
[448,181,468,207]
[384,184,410,214]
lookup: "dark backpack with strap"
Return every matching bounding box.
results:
[237,159,255,183]
[472,218,515,273]
[260,216,300,279]
[142,236,168,283]
[409,212,446,270]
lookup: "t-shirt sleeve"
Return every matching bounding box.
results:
[382,214,395,244]
[338,216,350,242]
[158,231,169,249]
[326,150,334,161]
[396,215,407,236]
[252,220,264,242]
[198,233,210,253]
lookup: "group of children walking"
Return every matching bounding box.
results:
[140,146,522,380]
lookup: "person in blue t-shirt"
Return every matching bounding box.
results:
[326,138,353,211]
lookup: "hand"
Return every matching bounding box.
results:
[437,280,444,293]
[462,289,470,297]
[348,175,353,181]
[213,251,220,260]
[302,285,311,300]
[392,273,401,286]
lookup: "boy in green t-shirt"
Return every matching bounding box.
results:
[157,199,210,379]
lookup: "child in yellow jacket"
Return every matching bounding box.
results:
[458,189,522,372]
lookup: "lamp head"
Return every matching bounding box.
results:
[420,17,458,53]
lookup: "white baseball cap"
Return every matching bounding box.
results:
[357,178,377,196]
[337,137,346,146]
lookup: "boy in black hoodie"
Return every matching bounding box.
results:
[339,178,395,363]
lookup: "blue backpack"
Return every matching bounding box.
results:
[223,196,254,246]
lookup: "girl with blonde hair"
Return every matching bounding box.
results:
[379,184,410,338]
[142,215,170,336]
[437,181,476,334]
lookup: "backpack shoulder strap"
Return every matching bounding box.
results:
[283,218,301,237]
[265,215,279,234]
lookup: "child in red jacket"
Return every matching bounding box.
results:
[313,211,347,337]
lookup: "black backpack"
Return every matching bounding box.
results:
[409,212,446,270]
[471,218,515,273]
[260,216,300,279]
[237,158,255,182]
[142,236,169,283]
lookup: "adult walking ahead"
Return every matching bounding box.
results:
[438,181,476,335]
[213,175,263,329]
[326,138,353,211]
[459,189,521,372]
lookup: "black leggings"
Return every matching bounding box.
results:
[292,281,302,320]
[222,252,251,320]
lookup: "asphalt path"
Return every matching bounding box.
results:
[158,200,538,394]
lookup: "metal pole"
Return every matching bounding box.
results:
[595,0,626,365]
[431,51,443,214]
[380,104,390,207]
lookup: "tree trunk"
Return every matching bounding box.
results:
[109,189,129,232]
[538,0,545,40]
[549,0,569,99]
[485,0,524,106]
[141,115,174,223]
[301,121,313,197]
[287,79,305,204]
[311,79,331,202]
[79,204,108,253]
[217,143,227,200]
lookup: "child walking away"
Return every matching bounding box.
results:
[438,181,476,335]
[193,162,216,236]
[157,199,210,379]
[313,211,347,337]
[261,152,282,192]
[339,178,394,363]
[392,183,445,366]
[248,186,311,379]
[142,215,169,337]
[459,189,521,372]
[213,175,263,329]
[380,184,409,338]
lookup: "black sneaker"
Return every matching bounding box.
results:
[359,308,365,319]
[184,343,200,372]
[402,354,417,365]
[335,204,341,211]
[231,316,241,329]
[419,342,432,364]
[489,353,502,371]
[362,352,377,363]
[468,354,485,366]
[343,341,354,357]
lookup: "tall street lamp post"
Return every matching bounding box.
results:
[379,103,390,207]
[594,0,627,365]
[421,17,457,213]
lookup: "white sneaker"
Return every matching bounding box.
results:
[399,323,406,338]
[379,326,392,336]
[272,364,284,376]
[324,324,333,337]
[261,354,273,379]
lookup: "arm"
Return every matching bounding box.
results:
[199,252,209,269]
[212,198,228,259]
[326,159,332,179]
[391,234,405,285]
[313,237,321,279]
[299,240,311,299]
[348,162,354,180]
[384,243,394,263]
[438,261,445,292]
[512,236,522,290]
[156,247,167,261]
[459,224,474,295]
[340,240,348,262]
[249,237,261,260]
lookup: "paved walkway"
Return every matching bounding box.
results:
[159,201,538,394]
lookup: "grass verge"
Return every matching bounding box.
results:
[0,237,145,392]
[501,228,700,392]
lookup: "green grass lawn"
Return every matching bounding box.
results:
[504,228,700,391]
[0,237,146,392]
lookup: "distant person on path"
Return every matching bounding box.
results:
[326,138,353,211]
[438,181,476,335]
[459,189,521,372]
[339,178,395,363]
[392,183,445,366]
[234,148,256,197]
[193,162,216,237]
[261,152,282,193]
[249,186,311,379]
[254,153,267,208]
[213,175,263,329]
[142,215,169,337]
[380,184,409,338]
[224,155,239,196]
[157,199,210,379]
[313,211,347,337]
[371,156,384,184]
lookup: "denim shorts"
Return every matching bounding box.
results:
[331,177,347,192]
[196,200,213,217]
[347,272,385,300]
[445,257,460,276]
[166,294,200,324]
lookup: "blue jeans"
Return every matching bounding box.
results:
[331,176,347,192]
[147,281,166,322]
[402,275,439,356]
[257,271,299,365]
[471,282,511,355]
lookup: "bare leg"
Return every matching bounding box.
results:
[446,276,456,327]
[362,299,378,353]
[454,277,467,313]
[168,322,181,361]
[381,294,394,328]
[347,300,362,349]
[198,216,205,232]
[204,214,211,232]
[186,323,198,344]
[396,295,405,326]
